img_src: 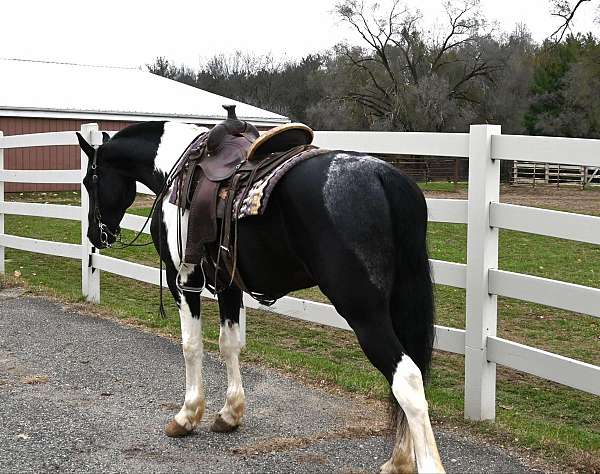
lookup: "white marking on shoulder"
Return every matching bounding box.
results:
[161,194,190,270]
[154,122,207,175]
[155,122,206,270]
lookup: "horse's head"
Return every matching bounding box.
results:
[77,132,137,249]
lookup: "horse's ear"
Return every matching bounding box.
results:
[102,132,111,144]
[76,132,95,158]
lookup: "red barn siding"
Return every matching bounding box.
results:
[0,117,135,192]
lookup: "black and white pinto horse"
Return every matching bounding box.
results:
[77,121,444,473]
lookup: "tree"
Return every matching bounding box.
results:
[148,52,328,124]
[481,25,536,134]
[147,57,197,86]
[525,34,600,137]
[332,0,501,131]
[147,57,178,79]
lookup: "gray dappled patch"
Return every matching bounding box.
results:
[323,154,395,292]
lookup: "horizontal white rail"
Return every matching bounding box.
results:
[0,202,80,220]
[0,169,81,184]
[92,254,166,286]
[244,294,466,354]
[490,203,600,245]
[120,213,152,234]
[122,200,469,231]
[487,336,600,396]
[489,269,600,318]
[430,260,467,288]
[244,293,352,330]
[313,131,469,157]
[0,234,80,259]
[435,326,466,354]
[136,183,155,195]
[492,134,600,167]
[0,131,79,149]
[427,198,467,224]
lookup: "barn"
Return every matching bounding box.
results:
[0,58,288,192]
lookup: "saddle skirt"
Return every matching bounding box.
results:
[234,146,325,218]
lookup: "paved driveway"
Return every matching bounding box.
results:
[0,291,537,473]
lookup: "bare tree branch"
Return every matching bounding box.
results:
[549,0,592,42]
[341,49,393,103]
[431,2,478,71]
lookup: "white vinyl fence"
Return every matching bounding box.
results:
[0,123,599,421]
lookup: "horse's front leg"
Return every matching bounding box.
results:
[210,286,246,432]
[165,264,206,437]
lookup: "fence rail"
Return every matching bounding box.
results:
[0,124,598,421]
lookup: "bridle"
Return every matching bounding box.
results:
[89,150,121,248]
[88,149,155,250]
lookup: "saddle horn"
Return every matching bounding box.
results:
[224,104,237,120]
[207,105,260,155]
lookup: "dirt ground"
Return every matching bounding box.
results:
[424,184,600,214]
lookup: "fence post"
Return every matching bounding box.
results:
[0,131,4,274]
[464,124,501,421]
[80,123,100,303]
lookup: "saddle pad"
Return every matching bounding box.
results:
[234,148,330,218]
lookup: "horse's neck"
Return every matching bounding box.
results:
[151,122,207,188]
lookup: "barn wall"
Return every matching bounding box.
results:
[0,117,134,192]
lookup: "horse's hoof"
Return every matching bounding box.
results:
[165,419,193,438]
[380,459,416,474]
[210,413,239,433]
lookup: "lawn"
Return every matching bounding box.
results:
[1,190,599,472]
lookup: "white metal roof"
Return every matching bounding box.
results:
[0,58,288,125]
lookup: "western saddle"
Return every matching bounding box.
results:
[169,105,322,298]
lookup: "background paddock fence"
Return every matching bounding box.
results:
[384,157,467,184]
[0,124,599,421]
[513,160,600,188]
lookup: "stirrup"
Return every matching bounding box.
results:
[175,264,205,294]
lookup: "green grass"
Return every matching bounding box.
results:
[418,181,468,192]
[2,192,599,471]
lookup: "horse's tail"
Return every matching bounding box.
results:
[381,169,435,382]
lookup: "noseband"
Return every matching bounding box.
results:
[90,150,120,248]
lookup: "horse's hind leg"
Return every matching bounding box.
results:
[164,265,206,437]
[210,286,246,432]
[390,354,444,473]
[346,312,443,473]
[348,317,418,473]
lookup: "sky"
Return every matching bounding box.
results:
[1,0,598,69]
